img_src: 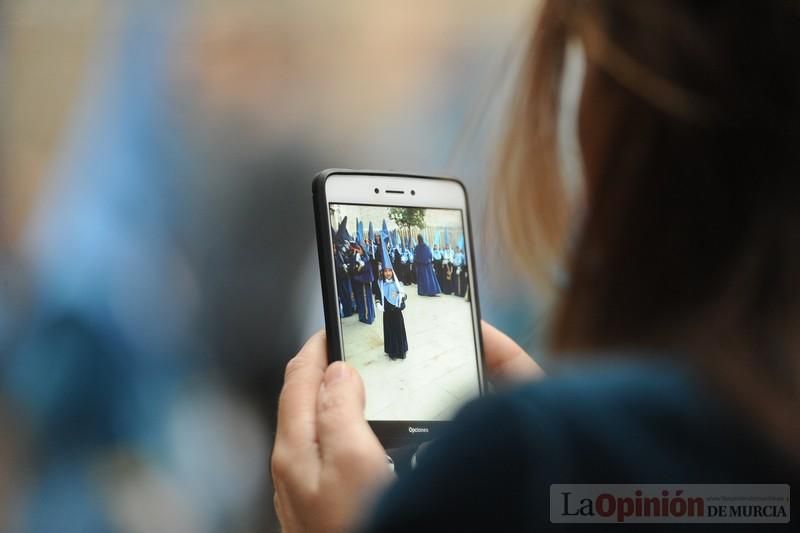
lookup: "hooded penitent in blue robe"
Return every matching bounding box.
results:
[381,223,393,258]
[377,232,408,359]
[357,221,372,260]
[432,231,443,262]
[367,222,375,259]
[413,234,441,296]
[453,248,466,269]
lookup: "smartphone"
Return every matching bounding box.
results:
[313,169,486,448]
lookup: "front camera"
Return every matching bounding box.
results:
[374,187,380,194]
[411,190,416,196]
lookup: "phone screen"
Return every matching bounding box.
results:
[329,202,482,422]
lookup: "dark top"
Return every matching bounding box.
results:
[362,360,796,532]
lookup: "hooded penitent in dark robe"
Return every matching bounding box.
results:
[432,238,445,291]
[413,235,441,296]
[404,236,416,284]
[453,246,468,297]
[334,217,354,317]
[350,244,375,324]
[393,247,407,284]
[433,245,445,291]
[370,240,381,296]
[371,236,383,300]
[441,244,455,295]
[376,232,408,359]
[398,244,409,283]
[334,248,353,317]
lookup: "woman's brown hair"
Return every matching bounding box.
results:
[495,0,800,455]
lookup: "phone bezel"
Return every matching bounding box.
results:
[313,169,487,448]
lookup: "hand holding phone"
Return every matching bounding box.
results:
[272,321,542,532]
[313,169,487,447]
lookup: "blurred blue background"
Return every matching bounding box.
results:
[0,0,543,531]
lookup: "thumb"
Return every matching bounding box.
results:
[316,362,383,468]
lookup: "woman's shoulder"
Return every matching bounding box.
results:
[465,357,791,483]
[452,358,700,450]
[363,358,794,532]
[502,357,701,427]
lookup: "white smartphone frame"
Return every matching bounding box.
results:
[324,173,486,415]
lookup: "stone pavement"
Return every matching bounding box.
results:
[341,284,480,421]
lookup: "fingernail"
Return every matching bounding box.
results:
[325,361,350,385]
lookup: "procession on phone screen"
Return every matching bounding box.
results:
[330,203,480,422]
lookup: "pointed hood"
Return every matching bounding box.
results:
[335,216,352,245]
[381,228,393,271]
[434,231,441,247]
[356,219,364,246]
[457,233,465,251]
[368,221,374,243]
[444,229,450,247]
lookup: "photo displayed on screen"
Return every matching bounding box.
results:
[329,203,481,421]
